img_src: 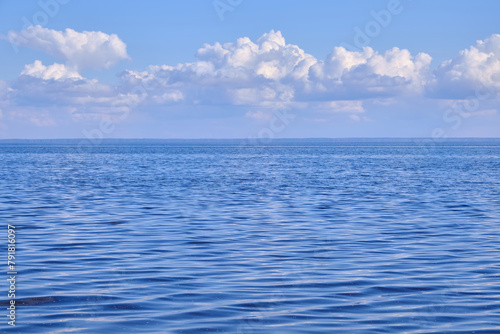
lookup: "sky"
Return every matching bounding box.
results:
[0,0,500,139]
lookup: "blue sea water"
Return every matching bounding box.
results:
[0,139,499,333]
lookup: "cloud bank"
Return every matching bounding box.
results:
[2,27,500,127]
[117,30,434,112]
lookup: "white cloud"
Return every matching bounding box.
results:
[430,34,500,98]
[116,30,431,110]
[21,60,82,80]
[194,30,315,82]
[3,29,500,126]
[124,30,314,108]
[306,46,432,99]
[0,25,130,121]
[6,25,129,70]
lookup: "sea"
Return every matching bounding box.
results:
[0,139,499,333]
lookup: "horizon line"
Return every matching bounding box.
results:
[1,137,500,141]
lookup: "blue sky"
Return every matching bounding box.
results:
[0,0,499,139]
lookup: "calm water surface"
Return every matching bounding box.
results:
[0,140,499,333]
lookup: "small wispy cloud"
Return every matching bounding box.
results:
[5,25,129,70]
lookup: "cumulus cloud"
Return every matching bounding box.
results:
[116,30,432,111]
[116,30,312,109]
[1,26,132,120]
[193,30,316,82]
[5,25,129,70]
[430,34,500,98]
[3,29,500,127]
[21,60,82,80]
[305,46,432,100]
